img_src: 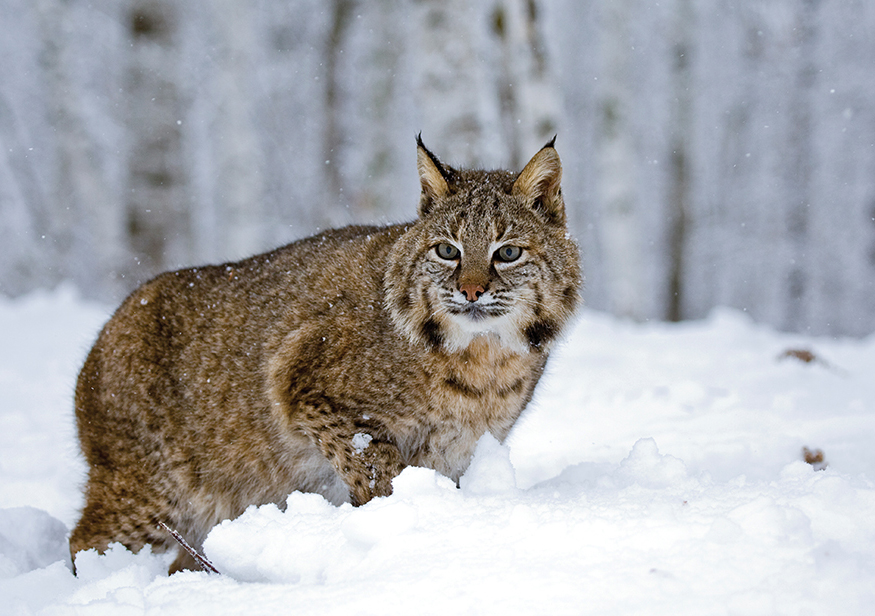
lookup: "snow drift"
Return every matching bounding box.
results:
[1,287,874,614]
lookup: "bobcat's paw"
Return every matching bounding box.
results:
[347,439,405,506]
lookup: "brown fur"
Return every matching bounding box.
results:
[69,137,581,573]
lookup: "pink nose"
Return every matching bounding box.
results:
[459,283,485,302]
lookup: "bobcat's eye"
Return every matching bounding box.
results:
[435,243,460,260]
[494,245,522,262]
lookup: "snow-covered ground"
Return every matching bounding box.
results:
[1,286,874,615]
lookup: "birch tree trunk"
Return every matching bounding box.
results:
[665,0,694,322]
[411,0,504,167]
[125,0,192,273]
[594,0,644,320]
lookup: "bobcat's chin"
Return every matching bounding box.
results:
[440,308,530,355]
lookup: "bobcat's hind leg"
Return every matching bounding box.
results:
[69,473,173,572]
[168,548,201,574]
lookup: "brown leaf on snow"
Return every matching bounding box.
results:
[780,349,817,363]
[803,446,828,471]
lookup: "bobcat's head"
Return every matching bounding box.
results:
[385,136,581,354]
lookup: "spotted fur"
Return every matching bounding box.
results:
[70,138,581,573]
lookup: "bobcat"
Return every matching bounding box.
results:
[69,136,581,573]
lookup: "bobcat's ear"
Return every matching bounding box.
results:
[416,134,451,217]
[513,137,564,224]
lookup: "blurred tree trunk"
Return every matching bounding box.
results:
[125,0,193,274]
[491,0,561,169]
[207,0,265,260]
[411,0,503,167]
[594,0,644,320]
[665,0,694,322]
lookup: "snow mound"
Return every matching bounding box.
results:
[459,432,518,495]
[615,437,690,489]
[2,289,875,614]
[0,507,69,578]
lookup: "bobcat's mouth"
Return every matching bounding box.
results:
[456,304,489,321]
[447,301,506,322]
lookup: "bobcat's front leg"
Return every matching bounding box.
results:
[343,438,406,506]
[297,397,405,506]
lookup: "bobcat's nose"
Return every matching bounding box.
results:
[459,282,486,302]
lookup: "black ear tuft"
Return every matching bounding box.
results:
[512,141,565,224]
[416,135,454,217]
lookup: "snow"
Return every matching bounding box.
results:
[2,287,875,614]
[351,433,373,454]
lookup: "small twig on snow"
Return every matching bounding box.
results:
[158,521,220,574]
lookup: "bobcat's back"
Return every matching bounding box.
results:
[70,137,581,573]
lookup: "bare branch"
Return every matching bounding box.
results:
[158,521,220,574]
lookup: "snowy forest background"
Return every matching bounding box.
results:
[2,0,874,337]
